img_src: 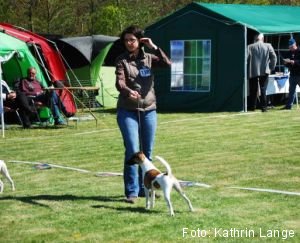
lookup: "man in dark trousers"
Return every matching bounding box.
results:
[247,33,277,112]
[1,79,36,127]
[283,38,300,110]
[18,67,71,127]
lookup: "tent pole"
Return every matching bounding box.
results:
[0,51,17,138]
[0,70,4,138]
[32,44,52,82]
[243,25,248,112]
[100,74,105,108]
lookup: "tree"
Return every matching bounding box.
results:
[93,4,125,35]
[0,0,298,37]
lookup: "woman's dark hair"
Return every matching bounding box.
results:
[120,25,144,45]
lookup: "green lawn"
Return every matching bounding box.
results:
[0,108,299,242]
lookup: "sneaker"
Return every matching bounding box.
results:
[124,196,137,204]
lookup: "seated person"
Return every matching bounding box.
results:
[1,79,34,128]
[1,79,17,111]
[17,67,71,126]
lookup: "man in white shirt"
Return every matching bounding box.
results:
[1,51,17,128]
[1,79,36,128]
[1,80,17,109]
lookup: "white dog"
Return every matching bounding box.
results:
[0,160,15,193]
[127,152,194,216]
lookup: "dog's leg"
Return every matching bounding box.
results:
[6,174,15,191]
[173,180,194,212]
[2,165,15,191]
[163,182,175,216]
[0,179,3,193]
[150,185,155,209]
[145,188,150,209]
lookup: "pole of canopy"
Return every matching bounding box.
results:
[243,25,248,112]
[0,70,4,138]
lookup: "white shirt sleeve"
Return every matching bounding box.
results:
[1,80,11,101]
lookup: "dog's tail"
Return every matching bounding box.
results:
[155,156,172,175]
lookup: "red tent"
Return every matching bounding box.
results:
[0,23,76,113]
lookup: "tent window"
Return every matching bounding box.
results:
[170,40,211,92]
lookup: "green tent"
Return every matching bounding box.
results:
[0,32,47,88]
[91,43,118,107]
[57,36,118,108]
[200,3,300,34]
[145,3,300,112]
[66,43,118,108]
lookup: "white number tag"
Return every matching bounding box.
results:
[139,67,151,77]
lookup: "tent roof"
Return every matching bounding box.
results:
[59,35,118,63]
[147,3,300,35]
[196,3,300,34]
[0,22,67,82]
[0,31,47,86]
[0,23,76,113]
[0,31,26,50]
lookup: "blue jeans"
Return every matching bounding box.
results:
[117,108,157,197]
[50,91,64,120]
[286,75,300,108]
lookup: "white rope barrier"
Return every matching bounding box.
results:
[7,160,300,196]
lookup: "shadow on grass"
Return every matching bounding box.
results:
[0,194,161,214]
[91,204,159,214]
[0,194,124,208]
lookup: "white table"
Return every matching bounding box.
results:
[267,74,300,106]
[267,74,300,95]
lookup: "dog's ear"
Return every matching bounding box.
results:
[126,153,139,165]
[125,151,145,165]
[137,151,146,161]
[126,157,135,165]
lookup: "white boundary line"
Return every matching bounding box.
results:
[9,160,91,173]
[2,112,257,140]
[73,128,118,136]
[229,186,300,196]
[159,112,258,124]
[7,160,300,196]
[179,180,212,188]
[8,160,122,177]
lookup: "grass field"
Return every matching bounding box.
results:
[0,108,299,242]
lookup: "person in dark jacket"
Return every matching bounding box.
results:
[283,38,300,109]
[115,25,171,203]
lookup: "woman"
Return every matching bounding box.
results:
[115,25,171,203]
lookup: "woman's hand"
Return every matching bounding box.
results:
[140,37,158,50]
[128,90,141,101]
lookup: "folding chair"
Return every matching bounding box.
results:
[28,97,54,125]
